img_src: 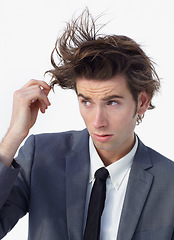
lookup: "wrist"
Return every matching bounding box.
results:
[0,129,25,167]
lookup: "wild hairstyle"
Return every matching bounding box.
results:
[46,8,160,124]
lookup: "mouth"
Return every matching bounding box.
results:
[92,133,113,142]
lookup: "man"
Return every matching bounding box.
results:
[0,9,174,240]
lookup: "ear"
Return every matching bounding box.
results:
[137,91,150,115]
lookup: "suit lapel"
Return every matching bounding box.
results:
[117,139,154,240]
[66,129,90,240]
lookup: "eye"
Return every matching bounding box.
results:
[81,100,91,106]
[107,101,118,106]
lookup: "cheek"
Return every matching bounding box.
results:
[79,108,91,125]
[121,109,137,130]
[111,107,136,127]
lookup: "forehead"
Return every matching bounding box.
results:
[76,75,130,97]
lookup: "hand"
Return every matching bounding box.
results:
[0,79,51,167]
[9,79,51,141]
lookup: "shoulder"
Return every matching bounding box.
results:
[135,138,174,179]
[147,146,173,163]
[136,137,173,166]
[140,140,174,182]
[25,128,89,152]
[147,146,174,173]
[16,128,89,167]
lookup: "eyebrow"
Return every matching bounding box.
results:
[102,95,124,101]
[78,93,123,101]
[78,94,91,100]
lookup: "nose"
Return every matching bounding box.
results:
[93,106,108,129]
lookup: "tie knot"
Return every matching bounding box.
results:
[95,167,109,181]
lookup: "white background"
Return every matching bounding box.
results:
[0,0,174,239]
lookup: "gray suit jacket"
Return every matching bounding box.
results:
[0,129,174,239]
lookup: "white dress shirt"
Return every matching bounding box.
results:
[83,136,138,240]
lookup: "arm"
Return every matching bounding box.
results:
[0,135,35,238]
[0,79,51,167]
[0,80,51,236]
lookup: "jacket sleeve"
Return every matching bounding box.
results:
[0,135,35,238]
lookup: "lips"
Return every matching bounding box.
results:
[92,133,113,142]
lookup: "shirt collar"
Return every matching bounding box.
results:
[89,135,138,190]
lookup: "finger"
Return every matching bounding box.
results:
[23,82,51,106]
[31,96,51,116]
[42,87,51,97]
[31,99,47,114]
[39,101,48,113]
[22,85,51,107]
[21,79,51,91]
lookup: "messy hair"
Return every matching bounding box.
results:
[46,8,160,124]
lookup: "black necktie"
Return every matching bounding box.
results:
[84,167,109,240]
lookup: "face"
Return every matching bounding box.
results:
[76,75,149,163]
